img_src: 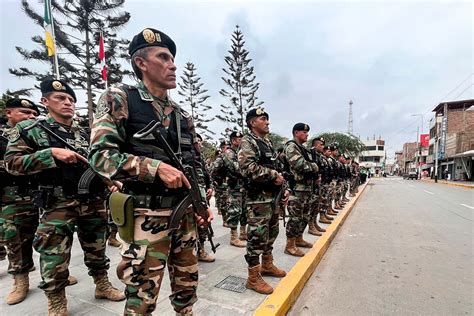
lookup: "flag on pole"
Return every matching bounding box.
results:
[98,32,107,83]
[44,0,55,56]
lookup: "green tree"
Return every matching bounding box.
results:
[217,25,264,136]
[10,0,132,125]
[311,132,364,157]
[177,62,215,140]
[267,132,287,150]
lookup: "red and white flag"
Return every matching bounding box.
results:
[98,32,107,83]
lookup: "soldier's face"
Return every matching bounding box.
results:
[6,108,38,125]
[42,92,75,120]
[251,116,269,135]
[314,141,324,153]
[295,130,308,143]
[196,138,203,150]
[324,150,332,157]
[136,47,177,90]
[232,137,242,147]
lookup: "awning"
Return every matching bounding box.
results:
[452,150,474,158]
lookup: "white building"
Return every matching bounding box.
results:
[357,138,386,175]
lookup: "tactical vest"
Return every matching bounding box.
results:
[312,149,330,183]
[33,122,98,198]
[226,147,243,189]
[246,136,281,195]
[122,86,195,195]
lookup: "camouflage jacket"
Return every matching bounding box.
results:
[210,152,227,187]
[88,84,205,192]
[223,146,244,189]
[284,140,319,191]
[238,132,279,184]
[5,115,88,176]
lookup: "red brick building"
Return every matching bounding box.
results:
[427,99,474,180]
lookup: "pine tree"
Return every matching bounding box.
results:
[9,0,132,125]
[217,25,264,136]
[178,62,215,140]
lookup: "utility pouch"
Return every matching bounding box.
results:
[32,187,55,209]
[108,192,134,243]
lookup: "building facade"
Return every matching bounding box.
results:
[358,138,386,175]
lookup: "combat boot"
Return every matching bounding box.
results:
[198,248,215,262]
[230,229,246,248]
[327,207,338,216]
[239,226,247,241]
[308,220,322,236]
[343,197,350,202]
[284,238,305,257]
[107,232,121,247]
[295,236,313,248]
[314,216,326,232]
[46,289,68,316]
[261,254,286,277]
[67,275,78,286]
[334,202,343,210]
[93,274,125,301]
[246,265,273,294]
[6,273,29,305]
[319,213,331,224]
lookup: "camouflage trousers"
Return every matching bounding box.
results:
[328,180,338,204]
[227,189,248,229]
[286,190,312,238]
[309,185,327,221]
[34,199,109,293]
[117,208,197,315]
[214,186,229,220]
[245,192,280,267]
[0,195,38,275]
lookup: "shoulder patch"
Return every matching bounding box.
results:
[138,89,153,102]
[95,98,111,119]
[6,126,20,142]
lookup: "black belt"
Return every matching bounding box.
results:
[132,195,182,209]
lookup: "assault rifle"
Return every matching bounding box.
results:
[133,120,220,253]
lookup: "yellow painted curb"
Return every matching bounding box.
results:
[421,179,474,189]
[254,181,370,316]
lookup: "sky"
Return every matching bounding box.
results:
[0,0,472,160]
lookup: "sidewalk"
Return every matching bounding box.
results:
[420,178,474,189]
[0,183,369,316]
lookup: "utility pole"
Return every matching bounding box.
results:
[348,99,353,134]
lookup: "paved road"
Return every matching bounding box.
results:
[290,177,473,316]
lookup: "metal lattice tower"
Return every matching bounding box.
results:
[348,99,353,134]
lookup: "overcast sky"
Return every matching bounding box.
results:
[0,0,472,158]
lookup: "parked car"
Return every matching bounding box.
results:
[403,172,418,180]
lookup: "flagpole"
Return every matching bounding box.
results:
[47,0,60,79]
[99,31,108,89]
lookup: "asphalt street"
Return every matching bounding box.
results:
[290,177,473,316]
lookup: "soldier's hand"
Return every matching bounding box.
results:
[157,162,191,189]
[108,181,123,192]
[195,207,214,227]
[281,189,290,204]
[206,188,214,201]
[274,174,285,185]
[51,148,88,164]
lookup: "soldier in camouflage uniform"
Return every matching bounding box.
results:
[323,146,337,223]
[0,98,39,305]
[238,108,288,294]
[308,137,329,236]
[5,79,124,315]
[196,133,216,262]
[89,28,212,315]
[210,141,230,226]
[223,131,247,247]
[283,123,319,257]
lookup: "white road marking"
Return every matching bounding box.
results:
[423,190,434,195]
[460,204,474,210]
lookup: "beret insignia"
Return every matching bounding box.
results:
[52,81,65,91]
[21,100,31,107]
[143,29,156,43]
[256,108,265,115]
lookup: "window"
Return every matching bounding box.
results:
[378,146,384,151]
[365,146,376,151]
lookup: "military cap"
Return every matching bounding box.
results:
[5,98,40,115]
[229,131,243,140]
[313,136,325,144]
[219,140,230,148]
[195,133,203,141]
[292,123,310,133]
[129,28,176,57]
[323,145,331,151]
[245,107,269,122]
[40,79,77,102]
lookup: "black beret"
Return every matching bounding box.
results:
[323,145,331,151]
[246,107,269,122]
[5,98,40,115]
[129,28,176,57]
[219,140,230,148]
[229,131,243,140]
[292,123,310,133]
[329,145,338,151]
[40,79,77,102]
[313,137,325,144]
[195,133,203,141]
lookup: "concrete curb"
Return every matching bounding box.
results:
[253,180,370,316]
[420,179,474,189]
